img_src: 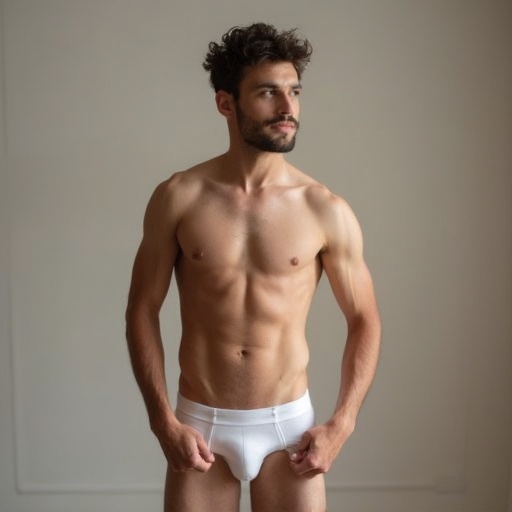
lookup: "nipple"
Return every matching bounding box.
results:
[192,249,204,260]
[291,257,299,266]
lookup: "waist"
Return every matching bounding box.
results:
[178,335,310,408]
[176,390,312,426]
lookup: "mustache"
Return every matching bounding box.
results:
[264,115,299,127]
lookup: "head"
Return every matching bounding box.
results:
[203,23,312,100]
[203,23,312,153]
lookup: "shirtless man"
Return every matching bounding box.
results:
[125,23,381,512]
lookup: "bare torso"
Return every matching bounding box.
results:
[126,57,380,506]
[171,157,327,409]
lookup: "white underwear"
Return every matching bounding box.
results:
[175,390,315,481]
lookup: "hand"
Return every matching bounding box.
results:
[156,421,215,473]
[289,421,353,478]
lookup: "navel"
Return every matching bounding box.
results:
[192,249,204,260]
[291,257,299,266]
[236,349,250,359]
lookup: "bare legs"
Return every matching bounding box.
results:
[164,456,240,512]
[164,450,326,512]
[251,451,326,512]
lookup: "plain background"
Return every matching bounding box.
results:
[0,1,511,511]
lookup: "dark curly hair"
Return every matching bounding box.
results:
[203,23,312,98]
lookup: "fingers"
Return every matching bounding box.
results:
[289,431,311,464]
[164,427,215,473]
[289,429,333,478]
[290,451,329,478]
[196,435,216,464]
[185,449,214,473]
[169,446,214,473]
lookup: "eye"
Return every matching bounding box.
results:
[291,88,301,97]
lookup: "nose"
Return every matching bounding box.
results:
[277,92,294,116]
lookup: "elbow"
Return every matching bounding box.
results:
[125,299,137,328]
[348,308,381,336]
[346,310,382,357]
[125,299,138,339]
[125,299,158,341]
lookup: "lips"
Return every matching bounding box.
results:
[265,116,299,128]
[274,122,296,128]
[267,119,298,133]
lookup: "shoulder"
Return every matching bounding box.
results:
[152,163,207,202]
[287,165,347,211]
[145,158,218,222]
[296,174,357,228]
[297,176,362,255]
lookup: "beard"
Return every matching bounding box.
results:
[235,104,299,153]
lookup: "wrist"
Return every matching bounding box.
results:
[327,410,356,438]
[149,409,179,436]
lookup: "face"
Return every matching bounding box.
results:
[234,61,301,153]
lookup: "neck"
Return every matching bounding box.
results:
[221,143,290,191]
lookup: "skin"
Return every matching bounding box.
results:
[126,60,381,512]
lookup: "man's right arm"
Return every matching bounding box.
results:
[125,178,214,472]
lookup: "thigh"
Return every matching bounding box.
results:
[250,451,326,512]
[164,455,241,512]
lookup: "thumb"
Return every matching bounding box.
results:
[196,435,215,463]
[297,431,312,451]
[290,431,311,461]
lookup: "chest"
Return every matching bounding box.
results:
[176,190,324,273]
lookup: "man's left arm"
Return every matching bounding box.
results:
[291,194,381,477]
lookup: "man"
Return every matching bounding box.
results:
[126,23,381,512]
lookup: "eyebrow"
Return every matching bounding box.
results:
[253,82,303,91]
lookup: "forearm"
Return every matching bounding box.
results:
[125,307,177,432]
[330,313,381,430]
[289,314,380,476]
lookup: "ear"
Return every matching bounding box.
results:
[215,90,235,119]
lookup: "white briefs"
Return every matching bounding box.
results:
[175,390,315,481]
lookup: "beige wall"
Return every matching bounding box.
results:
[1,1,511,511]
